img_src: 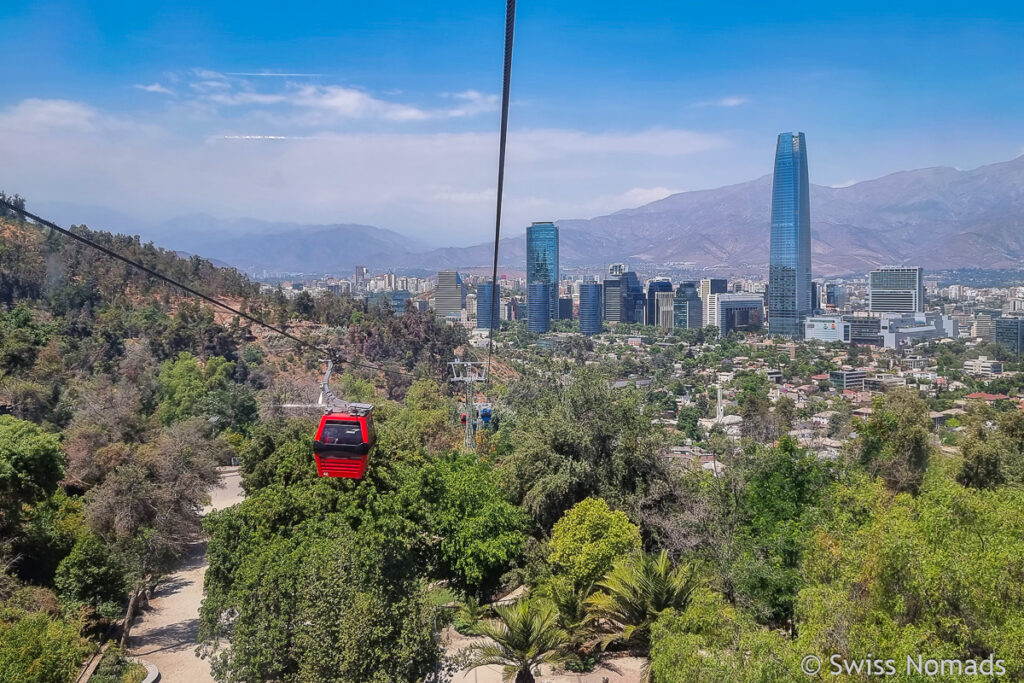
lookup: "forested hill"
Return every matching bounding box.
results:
[0,202,467,681]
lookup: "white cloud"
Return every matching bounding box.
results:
[830,179,858,188]
[445,90,500,117]
[167,69,500,124]
[225,72,323,77]
[290,84,430,122]
[613,187,680,206]
[0,99,99,132]
[0,97,732,243]
[692,95,749,108]
[207,91,289,106]
[134,83,174,95]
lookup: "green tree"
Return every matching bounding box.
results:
[18,490,86,584]
[774,395,795,433]
[462,600,569,683]
[850,387,933,494]
[408,456,526,596]
[548,497,641,589]
[0,609,89,683]
[957,405,1024,489]
[730,437,834,629]
[0,415,64,530]
[200,487,444,682]
[53,534,128,620]
[675,405,702,442]
[498,367,663,530]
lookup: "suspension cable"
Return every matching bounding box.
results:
[485,0,516,376]
[0,199,415,378]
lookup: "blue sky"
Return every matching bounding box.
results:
[1,1,1023,244]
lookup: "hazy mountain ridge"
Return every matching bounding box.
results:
[36,154,1024,276]
[401,155,1024,275]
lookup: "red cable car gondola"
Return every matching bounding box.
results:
[313,404,376,479]
[309,360,376,479]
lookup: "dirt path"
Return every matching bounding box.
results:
[128,467,242,683]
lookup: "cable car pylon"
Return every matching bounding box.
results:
[448,358,488,453]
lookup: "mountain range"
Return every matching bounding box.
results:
[36,154,1024,277]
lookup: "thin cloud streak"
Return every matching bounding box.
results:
[691,95,750,108]
[134,83,174,95]
[225,72,323,77]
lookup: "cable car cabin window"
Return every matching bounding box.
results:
[314,417,371,457]
[321,421,363,445]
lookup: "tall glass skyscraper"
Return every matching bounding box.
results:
[526,222,559,320]
[768,132,812,338]
[476,282,500,331]
[579,282,603,335]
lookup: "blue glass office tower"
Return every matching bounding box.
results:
[476,282,500,330]
[527,283,551,333]
[579,282,603,335]
[768,132,812,338]
[623,271,645,323]
[526,222,559,320]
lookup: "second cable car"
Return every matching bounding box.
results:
[313,404,375,479]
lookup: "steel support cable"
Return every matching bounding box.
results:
[485,0,516,379]
[0,199,415,378]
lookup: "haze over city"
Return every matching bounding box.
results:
[3,1,1024,244]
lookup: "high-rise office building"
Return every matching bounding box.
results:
[476,282,500,331]
[558,297,573,320]
[579,282,603,335]
[526,222,559,320]
[674,281,702,329]
[996,318,1024,357]
[971,313,996,342]
[434,271,465,318]
[646,278,674,325]
[869,267,925,313]
[655,291,676,329]
[603,276,623,323]
[527,283,551,333]
[768,132,812,338]
[699,278,727,327]
[602,264,644,324]
[624,272,645,323]
[823,282,848,310]
[708,293,765,337]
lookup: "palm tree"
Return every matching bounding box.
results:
[549,579,592,644]
[462,600,569,683]
[586,550,701,654]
